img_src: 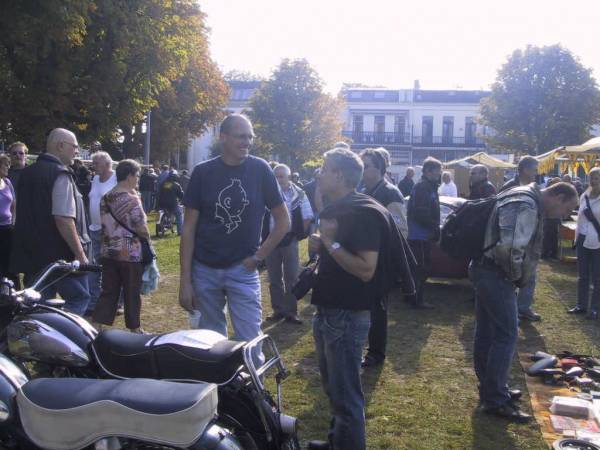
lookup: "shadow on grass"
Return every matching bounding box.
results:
[387,280,472,377]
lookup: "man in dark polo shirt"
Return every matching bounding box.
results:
[307,147,385,450]
[179,114,290,365]
[359,147,407,368]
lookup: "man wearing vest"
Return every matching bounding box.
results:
[265,164,314,324]
[472,182,577,422]
[11,128,92,315]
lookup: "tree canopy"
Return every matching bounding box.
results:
[248,59,343,167]
[0,0,228,160]
[480,44,600,154]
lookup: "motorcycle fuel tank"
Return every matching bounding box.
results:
[7,317,90,368]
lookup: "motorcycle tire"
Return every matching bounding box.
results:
[552,438,600,450]
[280,434,301,450]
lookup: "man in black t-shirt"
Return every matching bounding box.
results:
[359,148,407,369]
[307,147,383,450]
[179,114,290,365]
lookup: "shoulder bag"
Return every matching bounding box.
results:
[584,195,600,239]
[106,203,156,265]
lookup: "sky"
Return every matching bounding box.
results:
[200,0,600,93]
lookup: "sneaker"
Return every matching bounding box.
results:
[265,313,284,322]
[116,306,125,316]
[307,440,330,450]
[285,315,303,325]
[361,354,384,368]
[518,310,541,322]
[568,306,587,314]
[484,402,532,423]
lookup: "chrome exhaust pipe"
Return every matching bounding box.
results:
[279,413,297,435]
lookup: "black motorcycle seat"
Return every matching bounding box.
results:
[17,378,218,449]
[92,329,246,384]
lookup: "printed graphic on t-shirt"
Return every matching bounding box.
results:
[215,179,250,234]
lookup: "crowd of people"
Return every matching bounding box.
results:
[0,113,595,449]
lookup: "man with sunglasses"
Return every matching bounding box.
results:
[179,114,290,365]
[11,128,92,315]
[7,141,28,198]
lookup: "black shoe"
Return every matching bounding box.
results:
[285,315,303,325]
[484,403,532,423]
[361,354,384,368]
[307,440,330,450]
[265,313,284,322]
[518,310,541,322]
[414,302,434,310]
[568,306,587,314]
[509,389,522,401]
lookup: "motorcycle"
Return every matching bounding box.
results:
[0,352,242,449]
[155,209,176,236]
[0,261,299,450]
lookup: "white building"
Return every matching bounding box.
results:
[187,80,491,171]
[342,84,491,171]
[187,80,260,170]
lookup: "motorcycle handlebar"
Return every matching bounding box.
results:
[76,264,102,273]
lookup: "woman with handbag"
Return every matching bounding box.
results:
[569,167,600,318]
[93,159,153,333]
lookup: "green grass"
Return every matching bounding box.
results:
[130,234,598,449]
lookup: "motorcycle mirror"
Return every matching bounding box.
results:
[44,299,65,307]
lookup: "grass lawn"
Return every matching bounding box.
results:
[122,231,599,450]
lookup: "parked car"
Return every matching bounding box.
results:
[431,196,470,279]
[403,195,470,279]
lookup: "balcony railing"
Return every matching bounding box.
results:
[343,131,486,148]
[342,131,411,145]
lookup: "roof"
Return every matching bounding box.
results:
[414,90,489,104]
[444,152,515,169]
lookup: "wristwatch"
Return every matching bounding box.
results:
[328,242,341,253]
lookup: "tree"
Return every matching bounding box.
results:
[0,0,227,157]
[248,59,343,167]
[480,44,600,154]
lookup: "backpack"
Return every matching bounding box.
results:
[440,188,537,260]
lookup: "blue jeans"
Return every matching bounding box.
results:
[576,240,600,311]
[88,230,123,313]
[472,263,518,409]
[174,205,183,235]
[313,307,371,450]
[517,272,536,314]
[41,273,91,316]
[88,229,102,312]
[141,191,154,213]
[190,261,264,365]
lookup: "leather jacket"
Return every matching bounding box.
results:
[482,183,543,287]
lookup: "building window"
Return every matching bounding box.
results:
[374,91,385,99]
[352,115,363,141]
[374,116,385,133]
[465,117,477,144]
[350,91,362,99]
[394,115,405,143]
[422,116,433,144]
[442,116,454,144]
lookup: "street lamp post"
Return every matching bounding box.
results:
[144,110,151,166]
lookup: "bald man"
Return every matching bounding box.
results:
[11,128,92,315]
[469,164,496,200]
[180,114,289,365]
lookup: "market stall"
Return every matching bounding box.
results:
[443,152,515,197]
[536,137,600,176]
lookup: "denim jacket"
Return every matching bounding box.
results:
[483,184,543,287]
